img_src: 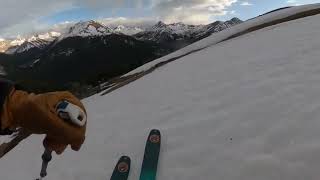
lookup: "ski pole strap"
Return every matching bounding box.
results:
[40,148,52,178]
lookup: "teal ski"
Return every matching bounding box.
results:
[139,129,161,180]
[110,156,131,180]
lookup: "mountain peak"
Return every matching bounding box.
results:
[69,20,106,33]
[61,20,112,40]
[154,21,167,28]
[229,17,243,24]
[170,22,185,26]
[83,20,105,29]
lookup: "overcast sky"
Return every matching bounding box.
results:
[0,0,318,38]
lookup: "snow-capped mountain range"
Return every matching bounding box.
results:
[2,32,61,54]
[134,18,242,42]
[0,18,242,54]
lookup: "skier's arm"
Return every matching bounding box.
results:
[0,80,87,154]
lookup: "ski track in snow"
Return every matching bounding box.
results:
[1,5,320,180]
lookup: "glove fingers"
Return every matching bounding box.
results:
[6,89,87,155]
[43,137,68,155]
[71,135,85,151]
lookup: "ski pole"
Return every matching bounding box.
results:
[36,148,52,180]
[35,101,85,179]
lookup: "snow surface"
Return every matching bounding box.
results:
[30,59,41,68]
[10,36,26,46]
[113,25,143,35]
[28,36,38,42]
[50,31,61,37]
[1,4,320,180]
[38,32,61,40]
[38,33,52,40]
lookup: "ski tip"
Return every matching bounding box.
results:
[150,129,161,135]
[119,155,131,165]
[148,129,161,144]
[119,155,131,162]
[117,156,131,173]
[110,156,131,180]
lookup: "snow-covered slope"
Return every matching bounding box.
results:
[1,4,320,180]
